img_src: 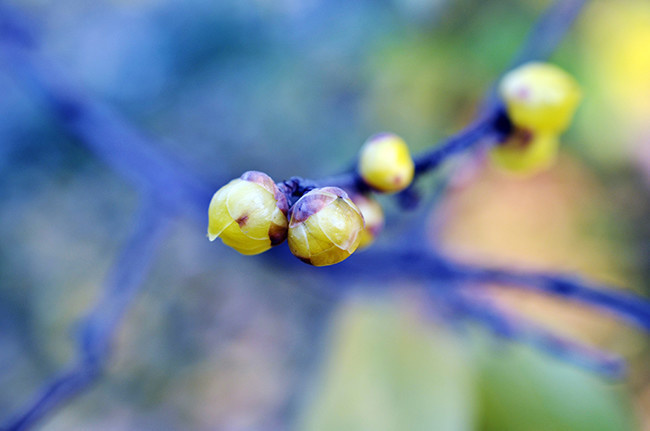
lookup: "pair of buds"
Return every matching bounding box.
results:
[207,173,384,266]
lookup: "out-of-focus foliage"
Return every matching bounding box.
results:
[1,0,649,429]
[297,297,475,431]
[477,338,636,431]
[298,298,637,431]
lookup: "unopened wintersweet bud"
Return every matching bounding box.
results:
[288,187,364,267]
[358,133,414,193]
[208,171,288,255]
[500,62,581,133]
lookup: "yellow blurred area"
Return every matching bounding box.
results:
[436,155,624,280]
[364,37,448,150]
[489,131,559,175]
[581,0,650,125]
[297,295,475,431]
[576,0,650,161]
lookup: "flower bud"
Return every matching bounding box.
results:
[490,128,559,175]
[358,133,415,193]
[288,187,365,266]
[499,62,581,133]
[207,171,289,255]
[350,194,384,250]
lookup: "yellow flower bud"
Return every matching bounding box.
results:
[350,194,384,250]
[500,62,581,133]
[288,187,365,266]
[490,129,559,175]
[358,133,415,193]
[207,171,289,255]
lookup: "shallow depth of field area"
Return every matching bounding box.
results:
[0,0,649,430]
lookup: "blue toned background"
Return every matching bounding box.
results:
[1,0,649,430]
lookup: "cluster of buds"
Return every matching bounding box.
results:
[491,62,582,175]
[208,62,583,265]
[208,132,413,266]
[207,62,582,265]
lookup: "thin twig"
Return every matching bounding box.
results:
[413,110,506,174]
[510,0,588,68]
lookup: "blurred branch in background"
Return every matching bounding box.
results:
[0,0,648,430]
[458,264,650,332]
[0,3,213,221]
[507,0,588,71]
[447,288,625,376]
[0,197,170,431]
[327,249,650,343]
[483,0,587,111]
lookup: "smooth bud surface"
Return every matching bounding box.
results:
[208,171,288,255]
[358,133,414,193]
[288,187,364,266]
[500,62,581,133]
[350,194,384,250]
[490,129,559,175]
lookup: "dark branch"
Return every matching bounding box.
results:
[278,104,507,201]
[413,109,509,174]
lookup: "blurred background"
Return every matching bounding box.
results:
[1,0,649,429]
